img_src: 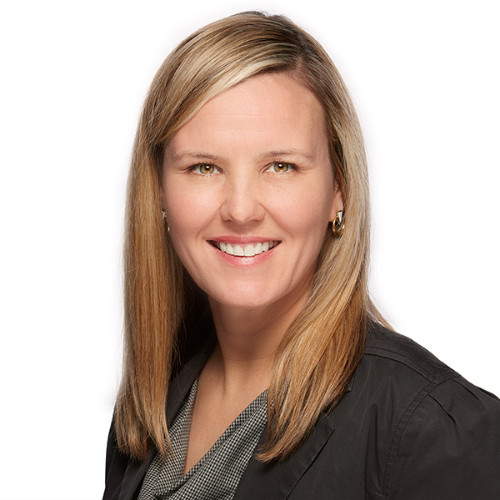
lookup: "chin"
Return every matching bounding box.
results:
[212,295,275,310]
[207,286,283,311]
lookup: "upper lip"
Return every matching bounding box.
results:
[209,236,280,244]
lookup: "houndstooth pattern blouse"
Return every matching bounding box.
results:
[138,379,268,500]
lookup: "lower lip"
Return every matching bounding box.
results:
[211,243,279,266]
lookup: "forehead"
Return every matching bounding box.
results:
[167,72,329,158]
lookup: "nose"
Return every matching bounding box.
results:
[219,173,265,225]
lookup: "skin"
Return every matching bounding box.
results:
[161,72,343,472]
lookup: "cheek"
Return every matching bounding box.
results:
[270,183,334,237]
[164,181,214,231]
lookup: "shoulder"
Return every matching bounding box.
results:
[363,321,456,382]
[102,349,210,499]
[349,322,500,498]
[103,418,128,500]
[358,321,499,403]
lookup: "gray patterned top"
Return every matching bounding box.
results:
[138,379,268,500]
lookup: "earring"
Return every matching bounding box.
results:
[161,210,170,232]
[332,210,344,237]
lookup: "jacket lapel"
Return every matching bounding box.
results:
[234,412,336,499]
[117,350,210,500]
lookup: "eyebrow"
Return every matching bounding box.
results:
[257,150,316,162]
[167,151,222,162]
[168,149,316,163]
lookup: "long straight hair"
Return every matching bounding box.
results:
[115,11,387,462]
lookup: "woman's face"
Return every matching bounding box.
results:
[162,72,343,311]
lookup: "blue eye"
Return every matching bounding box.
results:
[267,161,294,173]
[192,163,219,175]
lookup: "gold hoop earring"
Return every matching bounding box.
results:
[161,210,170,232]
[332,210,344,237]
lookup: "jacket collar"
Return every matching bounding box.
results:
[234,412,336,499]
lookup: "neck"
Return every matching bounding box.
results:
[205,293,306,394]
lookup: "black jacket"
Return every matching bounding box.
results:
[103,323,500,499]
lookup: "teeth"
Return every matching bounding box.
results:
[215,240,278,257]
[244,245,254,257]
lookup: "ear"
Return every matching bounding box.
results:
[159,186,166,211]
[329,181,344,221]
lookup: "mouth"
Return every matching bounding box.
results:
[209,240,281,257]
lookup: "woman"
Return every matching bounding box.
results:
[103,12,500,499]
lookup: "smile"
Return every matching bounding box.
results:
[210,240,280,257]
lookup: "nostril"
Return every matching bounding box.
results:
[220,197,265,224]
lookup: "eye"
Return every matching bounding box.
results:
[191,163,220,175]
[267,161,294,173]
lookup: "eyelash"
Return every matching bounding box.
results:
[266,161,295,173]
[190,163,220,175]
[188,160,296,175]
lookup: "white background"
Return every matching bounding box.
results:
[1,0,499,498]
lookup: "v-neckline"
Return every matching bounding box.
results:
[182,378,268,477]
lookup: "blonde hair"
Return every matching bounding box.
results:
[115,11,387,462]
